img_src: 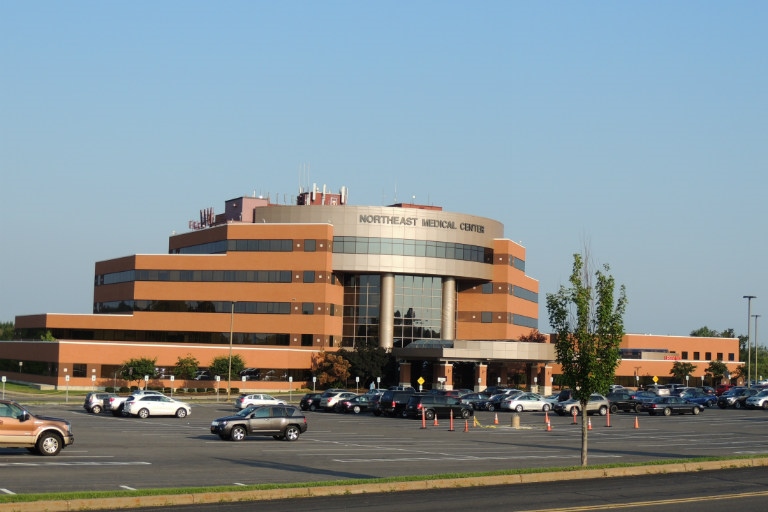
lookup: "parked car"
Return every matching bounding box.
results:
[641,396,703,416]
[644,385,671,396]
[628,390,658,404]
[715,384,734,396]
[500,392,552,412]
[605,391,644,413]
[718,388,759,409]
[553,394,610,416]
[404,394,473,420]
[459,392,491,409]
[106,389,165,416]
[123,395,192,418]
[320,391,357,412]
[373,389,416,417]
[745,390,768,409]
[0,400,74,456]
[474,390,524,411]
[234,393,286,410]
[336,395,372,414]
[299,393,323,411]
[83,392,117,414]
[679,389,718,408]
[211,405,308,441]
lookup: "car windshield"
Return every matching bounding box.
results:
[236,406,260,417]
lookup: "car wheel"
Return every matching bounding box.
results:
[425,410,435,420]
[734,401,743,409]
[175,408,187,418]
[401,410,408,418]
[663,407,672,416]
[692,406,701,415]
[91,405,102,414]
[598,406,608,416]
[284,425,301,441]
[461,408,472,419]
[230,425,247,442]
[634,404,643,413]
[309,404,317,412]
[488,404,495,412]
[138,408,150,419]
[515,405,524,413]
[542,403,550,412]
[762,402,768,410]
[36,433,63,456]
[610,404,619,414]
[353,405,361,414]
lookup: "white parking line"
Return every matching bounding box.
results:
[120,485,136,490]
[0,489,15,495]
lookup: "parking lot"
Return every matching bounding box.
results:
[2,400,768,495]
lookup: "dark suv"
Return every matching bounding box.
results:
[210,405,308,441]
[373,389,415,417]
[605,391,643,413]
[405,394,473,420]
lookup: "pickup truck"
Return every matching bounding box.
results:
[105,390,165,416]
[0,399,74,455]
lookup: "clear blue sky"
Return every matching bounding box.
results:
[2,2,766,338]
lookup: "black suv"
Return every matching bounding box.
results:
[605,391,643,413]
[299,393,323,411]
[405,394,473,420]
[373,389,415,417]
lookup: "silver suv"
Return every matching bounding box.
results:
[0,400,74,456]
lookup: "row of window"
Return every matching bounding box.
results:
[332,236,492,263]
[681,351,735,362]
[479,282,539,304]
[479,312,538,329]
[98,269,294,286]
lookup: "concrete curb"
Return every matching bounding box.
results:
[2,458,767,511]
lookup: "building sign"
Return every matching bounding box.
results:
[358,215,485,233]
[664,355,681,361]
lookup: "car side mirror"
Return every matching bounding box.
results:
[18,411,30,422]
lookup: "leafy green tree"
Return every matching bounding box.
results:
[338,340,393,388]
[119,357,158,388]
[173,354,200,379]
[546,253,627,467]
[0,321,14,341]
[40,330,56,341]
[690,326,720,337]
[705,360,729,386]
[669,361,697,382]
[209,354,245,381]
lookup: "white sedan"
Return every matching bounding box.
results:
[123,395,192,419]
[500,392,552,412]
[234,393,286,410]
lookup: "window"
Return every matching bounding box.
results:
[705,352,712,360]
[304,239,316,252]
[481,312,492,323]
[301,334,313,346]
[303,271,315,283]
[693,352,700,360]
[481,283,493,294]
[72,364,87,377]
[729,353,735,361]
[302,303,314,315]
[717,353,723,360]
[681,351,688,359]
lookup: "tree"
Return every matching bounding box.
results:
[546,253,627,467]
[690,326,720,337]
[519,329,547,343]
[209,354,245,381]
[705,360,729,385]
[119,357,158,388]
[337,340,394,388]
[40,330,56,341]
[312,351,351,387]
[173,354,200,379]
[0,321,14,341]
[669,361,697,382]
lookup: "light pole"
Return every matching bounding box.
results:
[227,301,235,400]
[744,296,756,386]
[64,368,69,403]
[754,314,761,385]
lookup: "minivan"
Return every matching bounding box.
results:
[405,394,473,420]
[373,389,415,417]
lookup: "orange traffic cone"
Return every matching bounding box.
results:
[605,410,612,427]
[545,411,550,425]
[571,408,578,424]
[546,420,552,432]
[433,414,439,427]
[634,416,640,429]
[421,408,427,429]
[588,417,592,430]
[464,419,469,432]
[494,413,499,425]
[449,410,455,432]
